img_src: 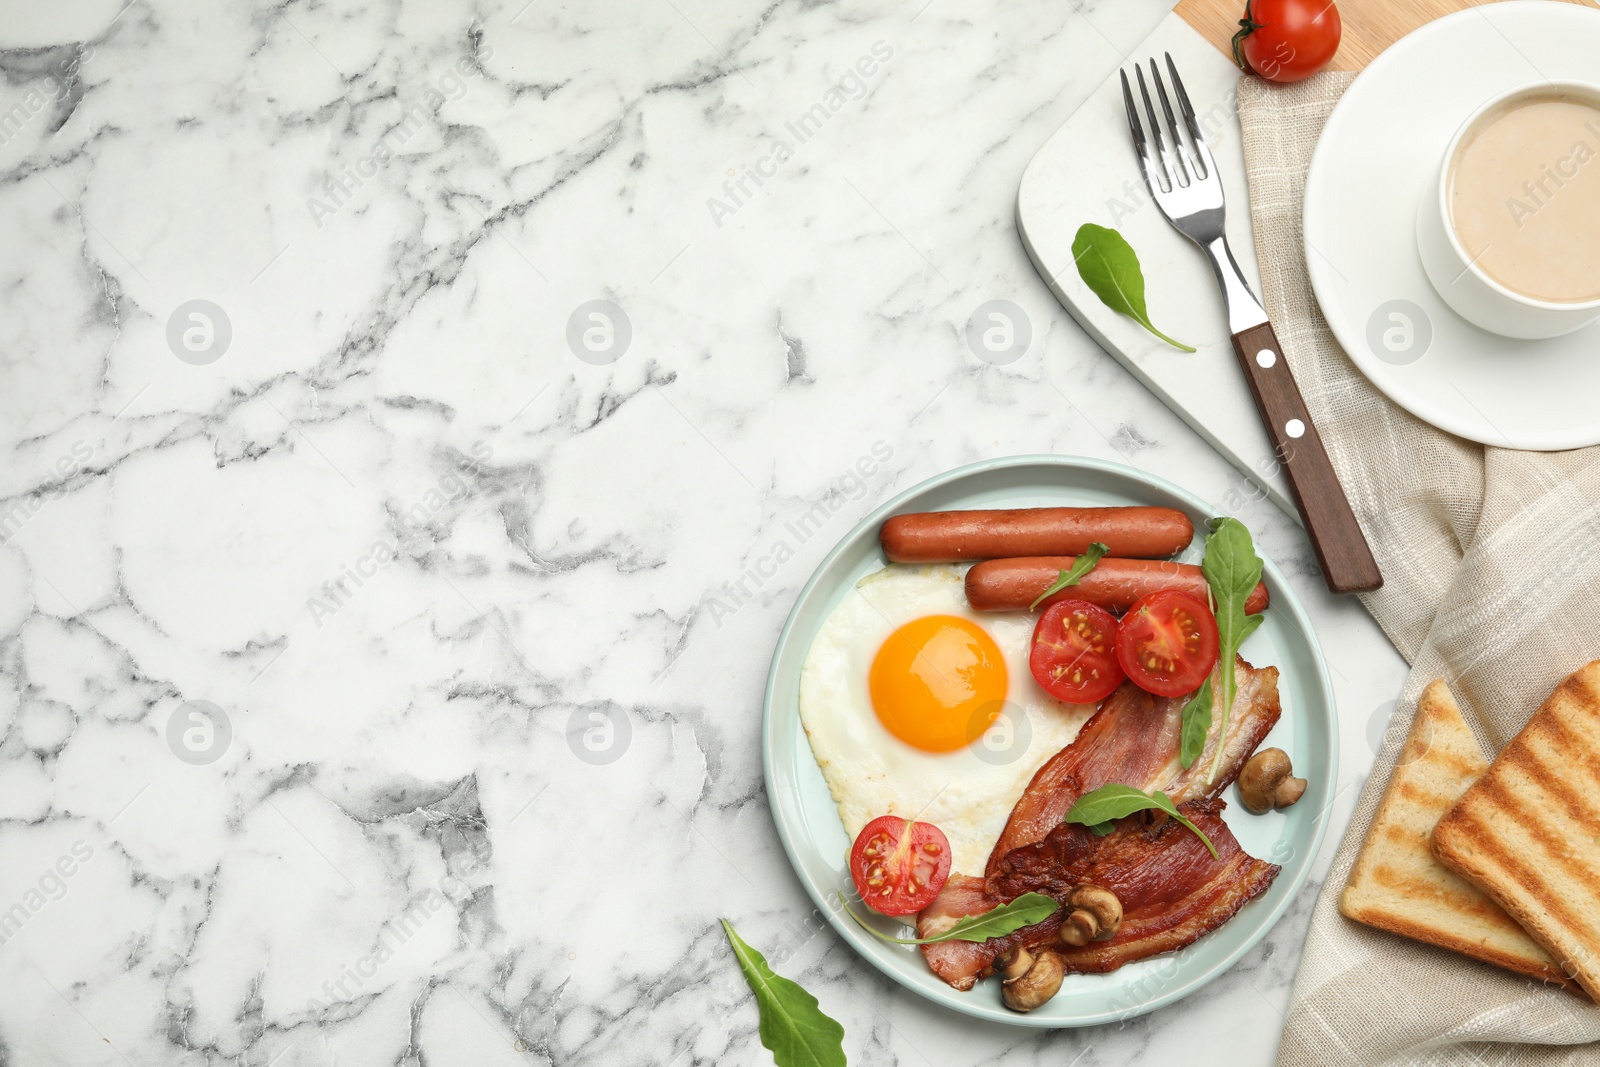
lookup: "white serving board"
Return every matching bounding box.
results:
[1018,13,1297,517]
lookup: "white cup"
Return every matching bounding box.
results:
[1416,80,1600,339]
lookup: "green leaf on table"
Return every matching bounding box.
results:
[1071,223,1196,352]
[721,919,846,1067]
[1029,541,1110,610]
[1063,783,1219,858]
[1199,517,1266,784]
[840,891,1059,945]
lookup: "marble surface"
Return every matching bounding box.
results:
[0,0,1409,1064]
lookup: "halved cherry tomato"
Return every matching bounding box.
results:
[1115,590,1220,698]
[1029,599,1125,704]
[849,815,952,916]
[1233,0,1341,83]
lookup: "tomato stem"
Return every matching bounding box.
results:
[1231,0,1262,73]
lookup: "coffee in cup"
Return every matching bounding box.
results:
[1417,81,1600,339]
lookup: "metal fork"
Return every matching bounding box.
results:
[1121,54,1382,595]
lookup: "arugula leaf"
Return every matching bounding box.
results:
[840,891,1059,945]
[1071,224,1196,352]
[721,920,846,1067]
[1179,681,1213,769]
[1063,784,1219,858]
[1029,541,1110,610]
[1199,518,1266,784]
[1064,783,1173,824]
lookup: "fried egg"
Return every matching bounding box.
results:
[799,564,1093,875]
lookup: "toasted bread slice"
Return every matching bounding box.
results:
[1433,663,1600,1002]
[1341,680,1577,989]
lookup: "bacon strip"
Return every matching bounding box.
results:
[921,800,1279,987]
[993,799,1279,961]
[919,659,1282,990]
[982,658,1280,879]
[915,874,1000,991]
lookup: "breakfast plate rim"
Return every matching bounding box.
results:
[1303,0,1600,451]
[761,454,1339,1028]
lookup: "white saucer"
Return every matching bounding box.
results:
[1304,0,1600,450]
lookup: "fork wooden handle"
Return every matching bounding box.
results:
[1231,321,1383,594]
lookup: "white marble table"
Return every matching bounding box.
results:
[0,0,1408,1062]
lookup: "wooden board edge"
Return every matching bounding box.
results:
[1175,0,1600,73]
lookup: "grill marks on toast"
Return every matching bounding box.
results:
[1473,773,1595,900]
[1432,663,1600,1001]
[1341,680,1576,990]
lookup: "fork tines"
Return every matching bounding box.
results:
[1120,53,1211,196]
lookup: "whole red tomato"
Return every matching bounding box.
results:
[1233,0,1341,83]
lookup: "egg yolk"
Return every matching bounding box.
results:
[869,615,1008,752]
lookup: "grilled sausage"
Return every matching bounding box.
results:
[880,507,1193,563]
[965,556,1269,615]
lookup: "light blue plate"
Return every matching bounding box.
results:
[761,455,1337,1027]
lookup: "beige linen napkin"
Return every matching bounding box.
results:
[1236,74,1600,1066]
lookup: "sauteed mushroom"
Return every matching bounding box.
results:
[1058,885,1123,947]
[997,945,1065,1012]
[1238,747,1307,814]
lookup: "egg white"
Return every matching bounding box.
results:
[798,564,1094,876]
